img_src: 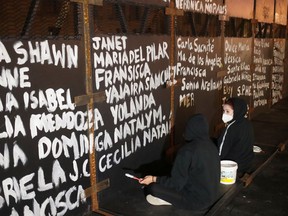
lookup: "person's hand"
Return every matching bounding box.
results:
[139,175,156,185]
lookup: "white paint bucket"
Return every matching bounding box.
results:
[220,160,238,185]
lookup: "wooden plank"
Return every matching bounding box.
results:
[70,0,103,6]
[174,0,225,15]
[226,0,254,19]
[241,142,287,188]
[80,0,100,211]
[113,0,169,7]
[217,70,227,78]
[94,209,115,216]
[74,92,106,106]
[84,178,110,198]
[165,7,184,16]
[219,14,229,21]
[275,0,287,25]
[205,182,244,216]
[165,78,181,88]
[255,0,274,24]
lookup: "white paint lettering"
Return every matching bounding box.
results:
[52,160,67,188]
[0,115,26,139]
[0,41,11,63]
[38,167,53,192]
[14,41,28,65]
[0,67,31,90]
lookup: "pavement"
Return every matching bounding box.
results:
[219,145,288,216]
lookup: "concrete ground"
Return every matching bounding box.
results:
[219,146,288,216]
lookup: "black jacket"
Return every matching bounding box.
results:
[157,114,220,210]
[217,98,254,173]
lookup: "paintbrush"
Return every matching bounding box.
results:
[125,173,141,181]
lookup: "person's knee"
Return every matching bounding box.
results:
[143,183,157,196]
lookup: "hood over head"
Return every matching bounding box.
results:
[184,114,209,142]
[226,97,248,121]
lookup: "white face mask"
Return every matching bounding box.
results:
[222,113,233,123]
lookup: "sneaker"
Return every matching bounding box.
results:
[146,194,172,206]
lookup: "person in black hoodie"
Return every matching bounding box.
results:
[139,114,220,211]
[217,97,254,175]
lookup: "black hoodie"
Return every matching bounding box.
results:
[157,114,220,210]
[217,98,254,173]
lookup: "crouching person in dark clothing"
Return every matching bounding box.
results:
[217,97,254,176]
[139,114,220,211]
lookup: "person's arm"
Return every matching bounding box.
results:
[139,146,193,190]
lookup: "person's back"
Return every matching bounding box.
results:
[140,114,220,211]
[179,138,220,209]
